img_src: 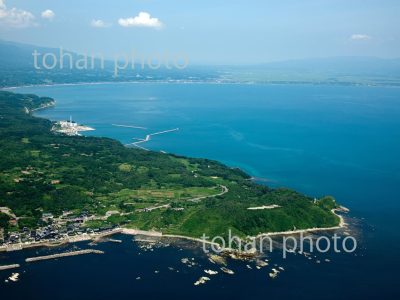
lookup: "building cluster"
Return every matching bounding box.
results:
[52,117,94,136]
[0,210,116,247]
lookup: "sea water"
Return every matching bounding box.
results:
[2,82,399,299]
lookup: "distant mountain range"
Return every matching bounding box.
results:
[0,40,61,69]
[0,40,218,87]
[1,40,399,87]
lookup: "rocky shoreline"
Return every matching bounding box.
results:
[1,208,348,254]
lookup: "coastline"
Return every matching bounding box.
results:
[0,229,122,253]
[255,208,347,238]
[1,79,397,92]
[1,80,239,91]
[29,101,56,112]
[0,91,349,255]
[0,209,347,254]
[121,208,348,253]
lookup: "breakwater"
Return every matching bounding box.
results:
[0,264,20,271]
[25,249,104,263]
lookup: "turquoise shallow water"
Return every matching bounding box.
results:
[16,83,400,213]
[3,82,400,298]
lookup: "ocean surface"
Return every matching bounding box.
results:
[2,82,400,299]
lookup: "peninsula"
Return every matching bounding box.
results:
[0,91,341,250]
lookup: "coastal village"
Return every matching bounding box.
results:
[0,208,118,251]
[0,206,284,285]
[0,202,343,286]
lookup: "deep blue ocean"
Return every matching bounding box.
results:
[2,82,400,299]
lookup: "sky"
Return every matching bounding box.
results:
[0,0,399,64]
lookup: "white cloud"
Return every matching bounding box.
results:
[118,12,163,29]
[0,0,36,28]
[41,9,55,20]
[350,34,372,41]
[91,19,111,28]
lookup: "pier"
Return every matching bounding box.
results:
[25,249,104,263]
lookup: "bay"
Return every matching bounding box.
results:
[2,82,399,299]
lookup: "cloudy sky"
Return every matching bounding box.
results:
[0,0,399,64]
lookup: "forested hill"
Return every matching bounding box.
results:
[0,91,339,238]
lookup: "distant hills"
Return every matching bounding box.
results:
[1,40,399,87]
[0,40,217,87]
[0,40,65,69]
[0,40,111,87]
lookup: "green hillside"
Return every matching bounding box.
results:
[0,91,339,238]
